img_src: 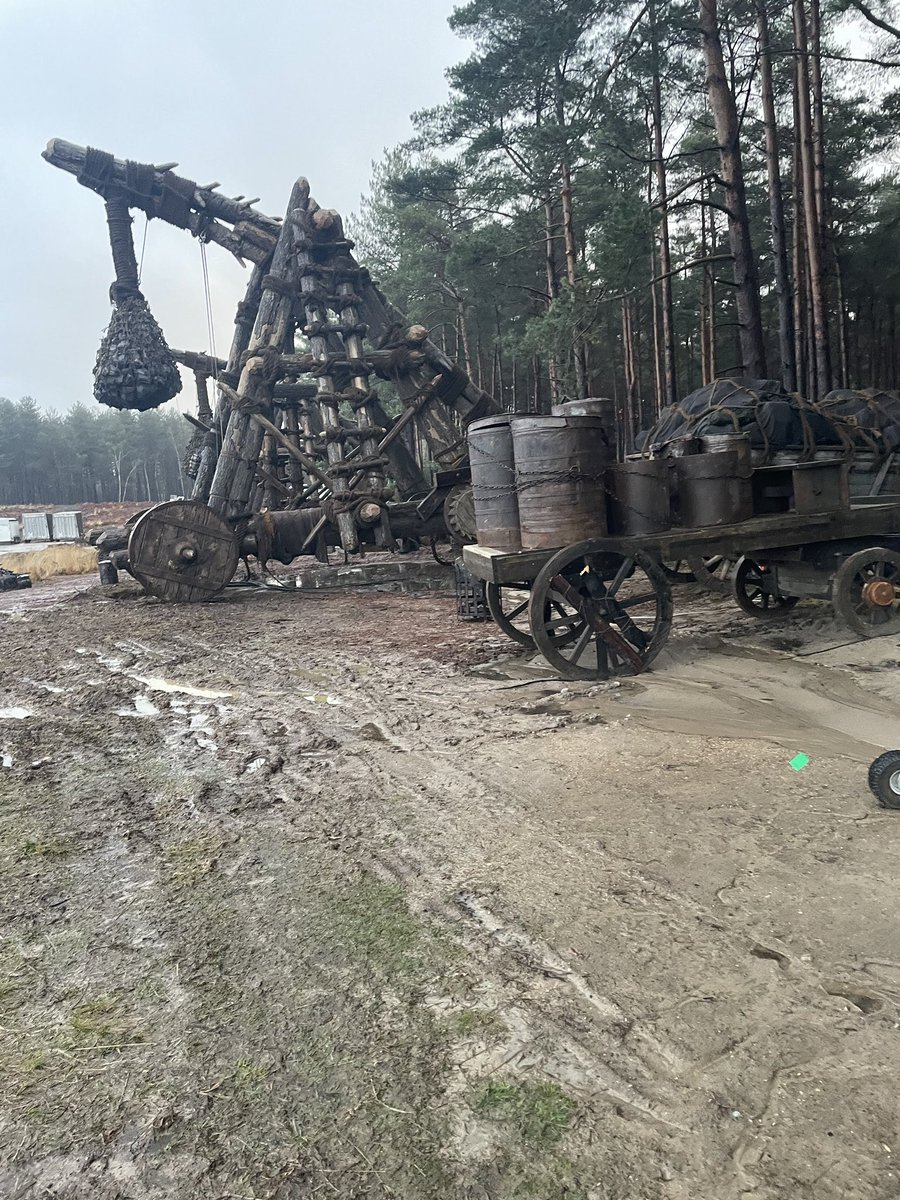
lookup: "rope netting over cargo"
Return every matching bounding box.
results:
[638,378,900,459]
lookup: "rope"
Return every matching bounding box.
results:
[137,215,149,286]
[200,241,218,382]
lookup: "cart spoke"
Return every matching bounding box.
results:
[607,557,633,597]
[567,621,595,663]
[616,591,659,610]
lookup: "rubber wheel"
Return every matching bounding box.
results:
[686,553,736,594]
[528,544,673,681]
[868,750,900,810]
[732,556,798,618]
[486,581,586,649]
[832,546,900,638]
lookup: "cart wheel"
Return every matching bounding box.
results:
[660,558,697,584]
[486,582,534,646]
[686,553,736,594]
[832,546,900,638]
[528,544,673,680]
[868,750,900,810]
[486,581,586,649]
[733,556,799,618]
[430,535,462,566]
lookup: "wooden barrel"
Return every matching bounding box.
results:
[512,416,609,550]
[605,460,672,535]
[551,397,616,428]
[468,415,521,552]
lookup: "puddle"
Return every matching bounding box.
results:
[134,675,233,700]
[115,695,160,718]
[1,752,12,768]
[23,678,65,695]
[0,707,32,720]
[188,713,217,750]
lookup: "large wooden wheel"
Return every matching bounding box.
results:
[128,500,239,602]
[832,546,900,637]
[528,542,673,680]
[732,555,798,619]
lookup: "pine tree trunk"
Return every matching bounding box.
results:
[791,63,807,397]
[553,60,588,400]
[700,186,710,383]
[834,244,850,388]
[708,202,718,381]
[649,1,678,407]
[793,0,831,398]
[647,149,664,414]
[699,0,767,378]
[757,0,797,390]
[543,196,562,405]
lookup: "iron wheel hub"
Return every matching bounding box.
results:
[862,577,896,608]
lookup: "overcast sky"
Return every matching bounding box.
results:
[0,0,464,413]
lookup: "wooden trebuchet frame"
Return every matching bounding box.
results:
[44,138,502,598]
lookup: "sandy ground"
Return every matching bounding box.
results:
[1,572,899,1200]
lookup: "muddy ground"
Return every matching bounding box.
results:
[1,571,899,1200]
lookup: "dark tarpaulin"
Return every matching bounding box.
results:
[638,378,900,458]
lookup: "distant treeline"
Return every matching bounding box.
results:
[0,397,191,506]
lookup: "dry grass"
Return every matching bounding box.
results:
[0,545,97,581]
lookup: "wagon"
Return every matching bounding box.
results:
[463,503,900,680]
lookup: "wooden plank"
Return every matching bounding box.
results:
[463,544,550,584]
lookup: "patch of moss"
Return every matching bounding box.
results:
[21,836,77,858]
[473,1079,576,1148]
[231,1057,270,1096]
[69,993,138,1048]
[164,837,222,887]
[449,1007,500,1037]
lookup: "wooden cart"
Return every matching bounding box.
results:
[463,503,900,680]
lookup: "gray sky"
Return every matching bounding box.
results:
[0,0,463,413]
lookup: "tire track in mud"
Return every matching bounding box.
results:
[4,594,900,1199]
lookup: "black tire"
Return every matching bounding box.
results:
[832,546,900,638]
[686,553,736,594]
[732,555,799,619]
[528,544,673,681]
[868,750,900,810]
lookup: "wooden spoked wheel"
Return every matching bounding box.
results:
[685,553,736,593]
[832,546,900,637]
[660,558,697,584]
[528,543,673,680]
[129,500,239,603]
[732,556,798,618]
[486,581,586,649]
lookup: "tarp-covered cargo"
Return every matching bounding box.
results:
[639,378,900,459]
